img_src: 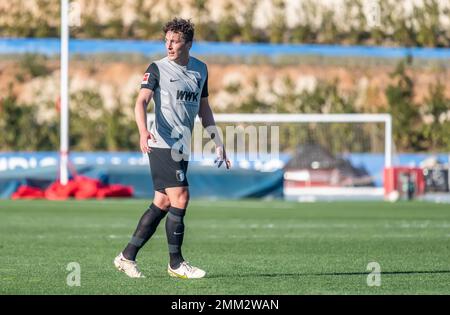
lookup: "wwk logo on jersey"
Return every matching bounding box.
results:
[176,90,199,102]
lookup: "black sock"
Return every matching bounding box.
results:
[122,203,168,261]
[165,206,186,269]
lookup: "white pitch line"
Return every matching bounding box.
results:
[192,202,297,209]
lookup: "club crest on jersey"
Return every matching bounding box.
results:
[141,73,150,84]
[176,170,185,182]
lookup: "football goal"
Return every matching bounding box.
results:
[148,113,393,201]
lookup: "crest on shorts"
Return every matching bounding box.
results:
[176,170,185,182]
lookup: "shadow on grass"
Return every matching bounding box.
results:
[206,270,450,279]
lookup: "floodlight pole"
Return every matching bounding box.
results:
[60,0,69,185]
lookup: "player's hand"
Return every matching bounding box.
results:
[140,130,156,154]
[214,145,231,169]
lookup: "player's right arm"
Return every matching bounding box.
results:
[134,88,155,154]
[136,63,160,154]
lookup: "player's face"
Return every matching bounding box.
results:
[165,31,192,64]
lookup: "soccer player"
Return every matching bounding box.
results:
[114,18,230,279]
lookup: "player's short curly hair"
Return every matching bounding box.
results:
[163,18,195,42]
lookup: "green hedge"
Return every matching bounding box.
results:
[1,59,449,152]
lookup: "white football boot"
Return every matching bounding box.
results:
[167,261,206,279]
[113,253,145,278]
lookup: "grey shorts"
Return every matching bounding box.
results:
[148,148,189,192]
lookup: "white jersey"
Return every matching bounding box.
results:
[141,56,209,156]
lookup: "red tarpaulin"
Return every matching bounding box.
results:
[12,176,133,200]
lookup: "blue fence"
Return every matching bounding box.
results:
[0,152,287,199]
[1,38,450,59]
[1,152,448,199]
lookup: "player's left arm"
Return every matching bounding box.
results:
[198,97,231,169]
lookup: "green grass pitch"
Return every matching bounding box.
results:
[0,199,449,295]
